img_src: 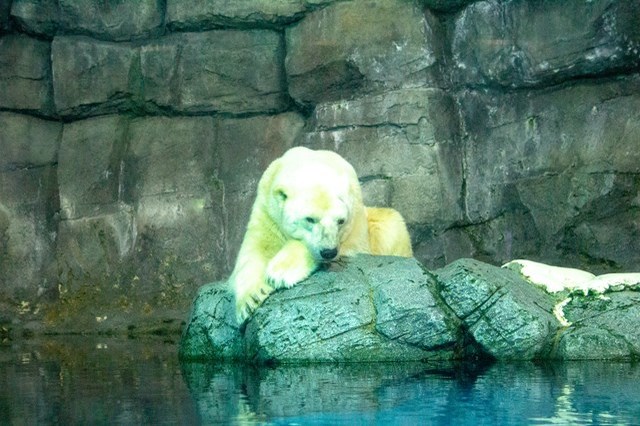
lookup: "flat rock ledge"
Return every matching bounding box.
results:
[179,255,640,364]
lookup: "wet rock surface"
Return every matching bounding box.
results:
[180,255,640,363]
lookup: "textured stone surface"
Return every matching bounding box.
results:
[0,35,52,113]
[11,0,163,40]
[180,255,640,362]
[453,0,640,88]
[40,112,303,334]
[142,30,288,114]
[170,30,288,114]
[52,36,137,117]
[368,258,458,350]
[435,259,558,360]
[9,0,59,36]
[58,0,163,41]
[0,113,61,325]
[58,115,127,220]
[181,256,458,362]
[179,283,241,360]
[554,291,640,360]
[285,0,440,105]
[166,0,335,30]
[244,256,453,363]
[459,77,640,271]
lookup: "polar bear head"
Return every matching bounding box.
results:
[263,147,364,262]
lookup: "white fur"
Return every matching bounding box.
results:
[230,147,412,323]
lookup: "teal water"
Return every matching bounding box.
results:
[1,337,638,425]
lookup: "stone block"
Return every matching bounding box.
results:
[554,291,640,359]
[435,258,558,359]
[124,115,226,284]
[0,166,59,295]
[125,116,217,200]
[182,255,640,362]
[181,255,456,363]
[302,125,463,229]
[58,0,163,41]
[139,39,180,108]
[367,258,458,350]
[179,283,241,360]
[0,112,61,169]
[0,113,61,317]
[52,36,137,117]
[461,77,640,223]
[166,0,335,30]
[12,0,162,40]
[141,30,289,114]
[313,88,458,143]
[10,0,59,37]
[285,0,439,105]
[459,77,640,270]
[0,35,53,114]
[58,115,128,220]
[56,209,136,289]
[453,0,640,87]
[132,193,225,284]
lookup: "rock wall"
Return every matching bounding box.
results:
[1,0,639,335]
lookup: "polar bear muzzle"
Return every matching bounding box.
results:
[319,248,338,260]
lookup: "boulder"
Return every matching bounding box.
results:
[181,255,640,362]
[180,255,459,363]
[435,258,558,360]
[555,291,640,360]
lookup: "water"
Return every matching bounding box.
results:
[2,337,639,425]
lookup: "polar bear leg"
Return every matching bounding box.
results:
[232,257,274,323]
[366,207,413,257]
[266,240,317,289]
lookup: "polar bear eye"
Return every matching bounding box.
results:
[337,218,345,226]
[305,217,318,224]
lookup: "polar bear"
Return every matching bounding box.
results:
[231,147,412,323]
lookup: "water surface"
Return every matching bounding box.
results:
[1,337,638,425]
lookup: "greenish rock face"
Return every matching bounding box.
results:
[180,255,640,363]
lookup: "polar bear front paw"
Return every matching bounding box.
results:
[235,281,274,323]
[266,242,316,289]
[266,256,313,289]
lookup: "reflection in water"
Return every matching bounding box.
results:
[0,337,199,425]
[1,337,639,425]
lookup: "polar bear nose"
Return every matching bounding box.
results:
[320,248,338,260]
